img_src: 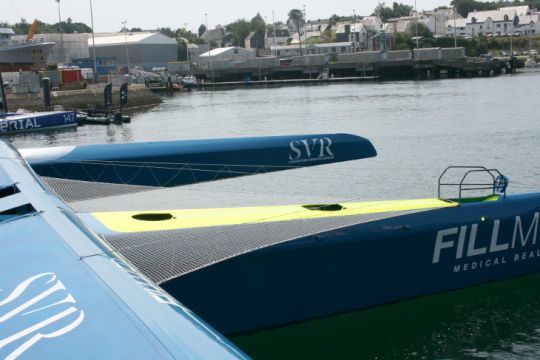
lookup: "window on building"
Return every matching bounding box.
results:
[497,24,501,28]
[277,50,281,56]
[331,47,336,53]
[341,47,346,52]
[234,48,238,54]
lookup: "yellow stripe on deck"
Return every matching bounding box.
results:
[92,198,457,233]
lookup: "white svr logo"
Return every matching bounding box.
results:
[0,273,84,360]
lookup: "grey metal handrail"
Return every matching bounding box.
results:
[438,166,507,202]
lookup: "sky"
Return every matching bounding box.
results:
[4,0,452,33]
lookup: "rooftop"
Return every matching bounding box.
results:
[89,32,176,47]
[0,27,15,35]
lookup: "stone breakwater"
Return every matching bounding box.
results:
[5,84,161,111]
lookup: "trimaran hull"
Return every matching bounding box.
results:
[1,133,539,357]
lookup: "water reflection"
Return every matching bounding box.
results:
[233,274,540,359]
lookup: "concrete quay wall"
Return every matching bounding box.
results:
[6,84,161,111]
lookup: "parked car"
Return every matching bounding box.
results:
[480,54,493,61]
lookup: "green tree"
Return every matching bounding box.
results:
[373,2,413,21]
[450,0,498,17]
[2,18,91,35]
[250,13,266,36]
[11,18,30,35]
[225,19,250,46]
[414,23,432,38]
[329,14,350,25]
[288,8,305,55]
[198,24,206,38]
[157,27,175,38]
[394,32,414,49]
[176,28,198,44]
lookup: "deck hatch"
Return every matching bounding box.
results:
[0,184,20,199]
[0,203,36,223]
[302,204,345,211]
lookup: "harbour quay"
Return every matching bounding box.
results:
[188,47,517,85]
[5,83,160,112]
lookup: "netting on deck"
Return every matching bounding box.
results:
[101,210,420,284]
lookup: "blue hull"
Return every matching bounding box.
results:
[23,134,377,187]
[162,194,540,335]
[0,111,77,134]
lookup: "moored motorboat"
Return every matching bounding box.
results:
[181,75,198,89]
[80,111,130,125]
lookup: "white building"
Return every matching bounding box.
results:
[335,22,368,49]
[517,13,540,35]
[445,6,535,37]
[265,29,290,48]
[89,32,177,70]
[420,8,463,36]
[271,42,352,57]
[198,46,255,66]
[446,18,469,36]
[360,16,383,32]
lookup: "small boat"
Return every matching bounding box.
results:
[80,111,130,125]
[181,75,198,89]
[0,110,77,134]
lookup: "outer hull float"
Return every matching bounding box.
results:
[149,195,540,335]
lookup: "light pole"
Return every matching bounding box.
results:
[205,13,214,83]
[54,0,65,63]
[303,4,308,55]
[353,9,356,52]
[183,23,190,64]
[529,14,533,55]
[89,0,97,82]
[453,6,457,47]
[414,0,419,49]
[434,9,437,37]
[272,9,276,46]
[205,12,208,45]
[121,20,130,75]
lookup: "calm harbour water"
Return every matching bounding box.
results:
[7,72,540,359]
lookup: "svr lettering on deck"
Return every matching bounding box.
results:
[0,273,84,360]
[288,137,334,164]
[432,212,539,273]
